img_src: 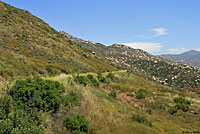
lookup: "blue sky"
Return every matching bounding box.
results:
[3,0,200,54]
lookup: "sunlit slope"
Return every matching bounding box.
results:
[0,1,117,81]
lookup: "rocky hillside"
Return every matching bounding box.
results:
[62,32,200,90]
[161,50,200,68]
[0,1,117,81]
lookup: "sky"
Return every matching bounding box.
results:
[2,0,200,54]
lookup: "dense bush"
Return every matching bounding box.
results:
[87,74,100,87]
[136,89,148,99]
[63,92,79,108]
[9,77,65,112]
[0,119,13,134]
[132,114,153,127]
[0,96,11,120]
[174,97,191,105]
[97,73,107,83]
[0,109,45,134]
[63,115,89,134]
[168,97,191,115]
[174,97,191,112]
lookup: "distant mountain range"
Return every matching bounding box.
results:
[61,32,200,89]
[161,50,200,68]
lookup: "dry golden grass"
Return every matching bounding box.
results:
[43,71,200,134]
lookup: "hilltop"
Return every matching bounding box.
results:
[161,50,200,68]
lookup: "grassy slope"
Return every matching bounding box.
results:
[43,71,200,134]
[0,1,117,82]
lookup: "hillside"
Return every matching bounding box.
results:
[1,71,200,134]
[161,50,200,68]
[0,1,200,134]
[0,1,117,82]
[62,32,200,90]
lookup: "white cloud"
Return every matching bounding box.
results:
[122,42,162,52]
[168,47,185,54]
[151,28,168,37]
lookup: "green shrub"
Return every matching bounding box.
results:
[9,77,65,112]
[87,74,99,87]
[97,73,107,83]
[74,75,88,86]
[0,119,13,134]
[168,106,178,115]
[174,97,191,112]
[131,114,153,127]
[106,73,115,81]
[63,115,89,134]
[168,97,191,115]
[0,109,45,134]
[175,103,190,112]
[136,89,148,99]
[63,92,79,107]
[0,96,11,120]
[174,97,191,105]
[109,90,117,99]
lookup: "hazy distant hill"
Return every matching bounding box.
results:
[161,50,200,68]
[62,32,200,89]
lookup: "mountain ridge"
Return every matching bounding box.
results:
[62,32,200,90]
[161,50,200,68]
